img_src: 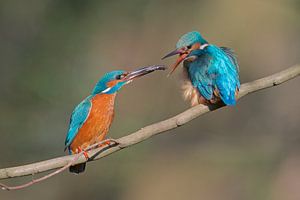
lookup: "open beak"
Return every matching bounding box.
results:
[162,49,188,76]
[124,65,166,82]
[162,49,182,60]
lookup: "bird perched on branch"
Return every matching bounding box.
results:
[64,65,165,173]
[163,31,240,106]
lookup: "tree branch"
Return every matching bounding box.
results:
[1,65,299,181]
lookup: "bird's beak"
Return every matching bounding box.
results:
[162,49,188,76]
[161,49,182,60]
[124,65,166,82]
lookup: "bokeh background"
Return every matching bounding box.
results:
[0,0,300,199]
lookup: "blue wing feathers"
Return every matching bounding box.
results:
[64,96,92,151]
[220,47,239,72]
[210,45,239,105]
[187,53,213,100]
[215,76,236,105]
[185,45,240,105]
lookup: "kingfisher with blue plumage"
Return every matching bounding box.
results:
[163,31,240,106]
[64,65,165,174]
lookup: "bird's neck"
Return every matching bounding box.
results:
[92,93,117,108]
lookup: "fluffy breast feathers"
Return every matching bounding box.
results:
[181,68,207,106]
[66,93,116,153]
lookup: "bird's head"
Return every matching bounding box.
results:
[162,31,208,75]
[92,65,166,95]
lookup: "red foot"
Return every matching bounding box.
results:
[83,151,89,159]
[82,139,119,152]
[99,139,119,148]
[98,140,111,147]
[77,147,89,160]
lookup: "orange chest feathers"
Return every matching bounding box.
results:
[70,94,116,153]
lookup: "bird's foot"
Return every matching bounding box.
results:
[83,139,119,153]
[98,138,119,148]
[77,147,90,160]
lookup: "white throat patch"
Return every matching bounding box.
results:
[200,44,209,50]
[101,87,112,94]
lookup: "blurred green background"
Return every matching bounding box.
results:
[0,0,300,199]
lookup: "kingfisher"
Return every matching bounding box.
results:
[64,65,165,173]
[162,31,240,106]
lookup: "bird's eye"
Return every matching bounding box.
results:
[116,74,125,80]
[116,75,121,80]
[187,45,192,49]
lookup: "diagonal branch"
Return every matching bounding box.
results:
[0,65,299,181]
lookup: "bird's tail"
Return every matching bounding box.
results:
[69,163,86,174]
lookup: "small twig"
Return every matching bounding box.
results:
[0,152,82,191]
[0,139,117,190]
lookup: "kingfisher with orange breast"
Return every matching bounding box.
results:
[163,31,240,106]
[65,65,165,173]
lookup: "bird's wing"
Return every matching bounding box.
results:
[220,47,239,72]
[185,52,214,100]
[186,46,240,105]
[64,96,92,150]
[208,46,240,105]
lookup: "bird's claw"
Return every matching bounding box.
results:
[98,138,119,148]
[83,138,119,152]
[77,147,90,160]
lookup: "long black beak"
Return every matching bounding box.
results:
[162,48,188,76]
[162,49,181,60]
[125,65,166,81]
